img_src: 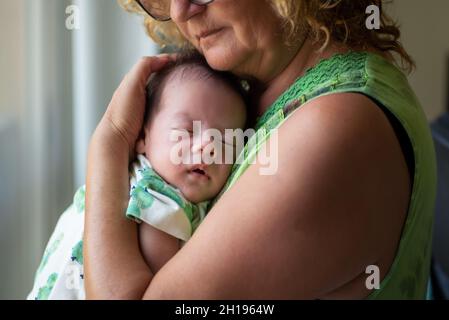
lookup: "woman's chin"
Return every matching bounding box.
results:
[202,48,240,72]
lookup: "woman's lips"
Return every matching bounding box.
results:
[197,28,224,41]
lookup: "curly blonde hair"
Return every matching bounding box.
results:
[119,0,414,71]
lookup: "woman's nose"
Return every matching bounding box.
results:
[170,0,207,22]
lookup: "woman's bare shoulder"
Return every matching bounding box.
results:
[276,92,411,297]
[278,91,411,230]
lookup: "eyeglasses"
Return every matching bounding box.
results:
[136,0,215,21]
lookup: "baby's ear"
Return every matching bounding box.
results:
[135,129,147,155]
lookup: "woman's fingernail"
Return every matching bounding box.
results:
[157,53,170,59]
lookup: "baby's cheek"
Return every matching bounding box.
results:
[147,144,179,185]
[215,164,233,188]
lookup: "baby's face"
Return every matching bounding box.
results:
[136,77,247,204]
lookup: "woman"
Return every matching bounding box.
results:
[84,0,437,299]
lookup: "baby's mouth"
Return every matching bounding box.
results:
[189,166,211,180]
[193,168,206,175]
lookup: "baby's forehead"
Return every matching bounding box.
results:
[166,109,242,134]
[163,103,222,123]
[160,92,245,130]
[145,62,247,129]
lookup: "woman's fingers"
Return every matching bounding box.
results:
[127,55,173,88]
[97,55,173,155]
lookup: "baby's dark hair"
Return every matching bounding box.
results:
[144,50,250,125]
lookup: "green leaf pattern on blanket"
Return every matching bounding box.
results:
[140,167,184,206]
[74,186,86,213]
[37,233,64,275]
[126,166,204,234]
[36,273,58,300]
[128,183,155,218]
[71,240,83,265]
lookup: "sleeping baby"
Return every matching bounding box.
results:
[27,51,248,300]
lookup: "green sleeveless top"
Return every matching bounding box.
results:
[220,51,437,299]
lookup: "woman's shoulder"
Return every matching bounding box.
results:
[228,91,412,298]
[280,91,411,169]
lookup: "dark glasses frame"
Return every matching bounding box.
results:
[136,0,215,21]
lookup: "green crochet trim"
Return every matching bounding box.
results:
[210,51,371,207]
[255,51,369,130]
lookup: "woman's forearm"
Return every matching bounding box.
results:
[84,121,153,299]
[83,56,173,299]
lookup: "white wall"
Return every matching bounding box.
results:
[0,1,25,116]
[0,0,25,300]
[0,0,157,299]
[72,0,157,188]
[390,0,449,121]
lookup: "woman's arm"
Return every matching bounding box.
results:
[84,126,152,299]
[85,92,410,299]
[83,56,172,299]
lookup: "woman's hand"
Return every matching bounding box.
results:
[99,55,172,157]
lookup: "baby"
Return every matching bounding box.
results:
[27,52,248,300]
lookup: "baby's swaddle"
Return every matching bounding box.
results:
[27,155,208,300]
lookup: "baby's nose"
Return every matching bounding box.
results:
[191,136,215,159]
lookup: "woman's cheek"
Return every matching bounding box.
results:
[177,24,198,49]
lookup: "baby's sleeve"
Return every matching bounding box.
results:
[126,183,194,242]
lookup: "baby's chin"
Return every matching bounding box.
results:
[182,190,211,205]
[179,185,218,205]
